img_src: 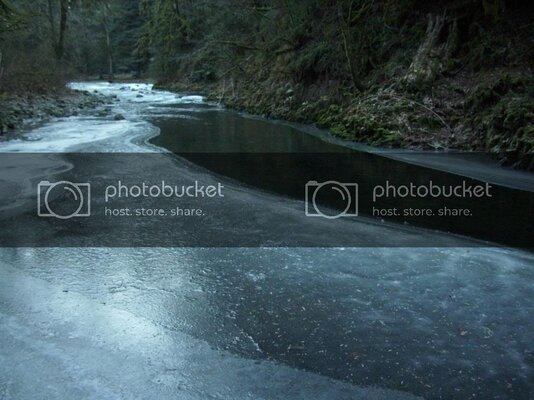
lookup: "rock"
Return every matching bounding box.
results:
[50,108,63,117]
[136,94,144,98]
[114,113,125,121]
[96,110,109,117]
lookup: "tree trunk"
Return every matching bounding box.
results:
[46,0,57,47]
[0,50,4,89]
[339,0,364,93]
[55,0,69,62]
[104,23,114,79]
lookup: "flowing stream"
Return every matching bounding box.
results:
[0,82,533,399]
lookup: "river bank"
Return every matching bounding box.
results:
[0,88,111,136]
[157,69,534,172]
[0,82,533,400]
[151,3,534,172]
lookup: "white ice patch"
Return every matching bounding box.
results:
[0,261,423,400]
[68,82,204,106]
[0,82,205,153]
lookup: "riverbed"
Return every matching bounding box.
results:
[0,82,532,399]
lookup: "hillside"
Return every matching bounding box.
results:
[145,1,534,170]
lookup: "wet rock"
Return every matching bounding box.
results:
[0,88,110,133]
[114,113,125,121]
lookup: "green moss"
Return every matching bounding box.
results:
[486,96,534,152]
[466,73,533,111]
[462,71,534,164]
[316,104,343,128]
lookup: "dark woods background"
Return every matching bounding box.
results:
[0,0,142,90]
[0,0,533,167]
[1,1,532,88]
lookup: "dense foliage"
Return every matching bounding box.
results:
[1,0,533,167]
[135,1,531,85]
[0,0,144,91]
[137,0,533,167]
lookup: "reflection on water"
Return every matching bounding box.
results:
[151,107,346,153]
[150,110,534,247]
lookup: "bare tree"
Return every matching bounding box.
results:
[46,0,70,63]
[97,1,115,78]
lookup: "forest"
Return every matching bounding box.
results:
[1,3,534,399]
[0,0,533,168]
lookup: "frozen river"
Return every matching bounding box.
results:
[0,82,533,399]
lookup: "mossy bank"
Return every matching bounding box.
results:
[151,2,534,170]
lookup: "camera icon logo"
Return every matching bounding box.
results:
[37,181,91,219]
[305,181,358,219]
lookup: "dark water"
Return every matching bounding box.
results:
[1,83,534,400]
[150,107,534,248]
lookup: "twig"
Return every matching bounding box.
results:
[391,94,452,134]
